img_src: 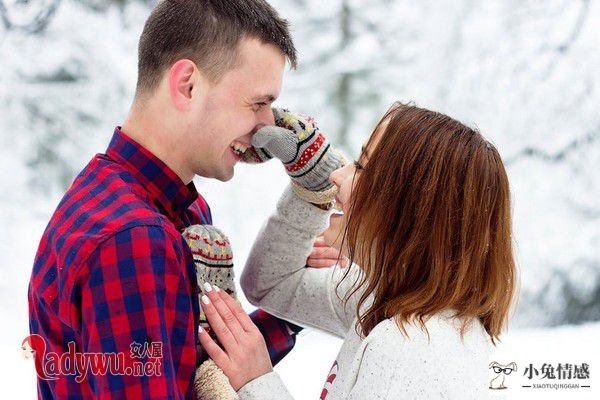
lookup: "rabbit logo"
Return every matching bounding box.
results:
[489,361,517,390]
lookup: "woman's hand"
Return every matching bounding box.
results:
[306,236,350,268]
[197,283,273,391]
[250,108,347,204]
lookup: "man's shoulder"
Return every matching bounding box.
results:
[46,156,178,269]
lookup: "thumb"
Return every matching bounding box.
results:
[251,126,290,148]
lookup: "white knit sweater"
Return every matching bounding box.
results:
[239,186,492,399]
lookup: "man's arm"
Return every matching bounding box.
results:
[249,309,303,366]
[78,225,197,399]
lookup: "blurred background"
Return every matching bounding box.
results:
[1,0,599,398]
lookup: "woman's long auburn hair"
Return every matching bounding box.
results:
[340,102,517,344]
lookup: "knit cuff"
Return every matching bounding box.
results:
[238,371,293,400]
[291,181,338,205]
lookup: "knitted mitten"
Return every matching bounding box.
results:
[248,108,347,204]
[182,225,239,400]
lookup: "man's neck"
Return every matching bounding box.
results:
[121,104,195,185]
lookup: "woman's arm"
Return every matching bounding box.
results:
[201,285,488,400]
[198,285,398,400]
[241,185,364,338]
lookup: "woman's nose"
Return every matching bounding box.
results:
[329,167,342,187]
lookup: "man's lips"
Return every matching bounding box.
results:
[234,140,252,147]
[229,147,242,161]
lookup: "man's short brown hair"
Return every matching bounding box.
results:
[135,0,297,98]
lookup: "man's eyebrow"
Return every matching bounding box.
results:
[251,94,276,102]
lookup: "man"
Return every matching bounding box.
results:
[28,0,303,398]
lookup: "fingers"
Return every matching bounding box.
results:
[313,236,329,248]
[198,284,268,391]
[306,257,338,268]
[310,246,342,260]
[197,327,230,370]
[339,257,350,268]
[306,256,350,268]
[306,243,351,268]
[306,257,350,268]
[202,282,247,343]
[199,291,239,352]
[214,287,257,333]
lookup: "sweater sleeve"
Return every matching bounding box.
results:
[236,321,404,400]
[237,371,294,400]
[241,185,365,338]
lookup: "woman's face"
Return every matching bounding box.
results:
[322,162,356,254]
[322,124,382,253]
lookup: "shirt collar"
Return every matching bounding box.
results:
[105,127,198,217]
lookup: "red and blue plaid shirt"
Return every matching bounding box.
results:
[28,127,300,399]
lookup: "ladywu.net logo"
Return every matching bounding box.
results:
[22,334,163,382]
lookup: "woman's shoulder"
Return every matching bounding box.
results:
[362,310,492,359]
[353,312,491,398]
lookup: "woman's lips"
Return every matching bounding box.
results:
[333,196,344,212]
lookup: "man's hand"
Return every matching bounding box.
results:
[306,236,350,268]
[198,284,273,391]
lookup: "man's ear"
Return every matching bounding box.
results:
[168,59,198,111]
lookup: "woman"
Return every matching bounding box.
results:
[198,103,517,399]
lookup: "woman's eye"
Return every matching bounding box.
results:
[353,160,364,170]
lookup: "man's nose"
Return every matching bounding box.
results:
[257,106,275,126]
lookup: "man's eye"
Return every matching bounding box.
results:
[353,160,364,170]
[252,102,268,111]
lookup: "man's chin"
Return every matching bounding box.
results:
[196,166,234,182]
[214,167,235,182]
[211,175,233,183]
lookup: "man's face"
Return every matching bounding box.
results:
[186,37,285,181]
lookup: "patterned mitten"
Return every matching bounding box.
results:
[182,224,238,400]
[247,108,347,204]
